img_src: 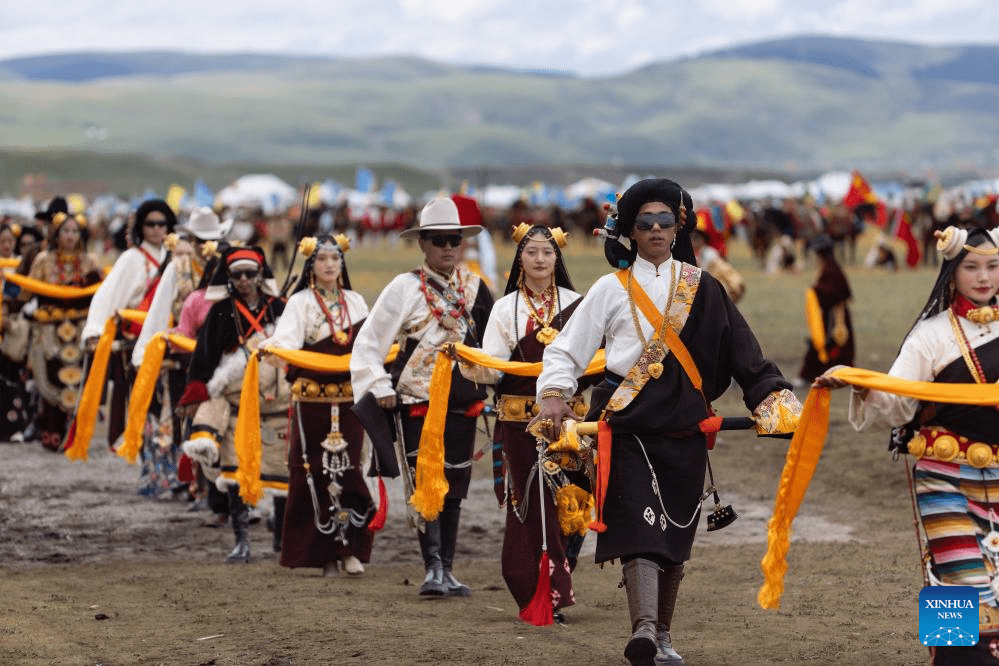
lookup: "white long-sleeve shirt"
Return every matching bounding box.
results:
[261,288,368,350]
[463,286,580,385]
[131,255,206,367]
[82,241,167,342]
[350,265,479,403]
[536,255,678,401]
[850,309,999,430]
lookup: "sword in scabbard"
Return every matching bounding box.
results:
[571,415,757,437]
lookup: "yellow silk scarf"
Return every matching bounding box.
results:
[804,288,828,364]
[64,316,117,461]
[3,272,102,299]
[117,332,196,464]
[410,343,606,521]
[233,344,400,505]
[758,366,999,610]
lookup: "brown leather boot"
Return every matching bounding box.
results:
[622,558,659,666]
[655,564,686,665]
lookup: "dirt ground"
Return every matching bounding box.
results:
[0,385,931,666]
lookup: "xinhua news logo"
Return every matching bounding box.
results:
[919,586,978,647]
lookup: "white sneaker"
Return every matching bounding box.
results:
[9,431,24,443]
[343,555,364,576]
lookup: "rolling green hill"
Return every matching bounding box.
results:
[1,35,997,188]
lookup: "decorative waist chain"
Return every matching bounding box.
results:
[907,426,999,468]
[291,377,354,403]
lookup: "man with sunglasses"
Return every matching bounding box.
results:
[351,196,494,597]
[532,178,800,666]
[128,207,231,497]
[80,198,177,449]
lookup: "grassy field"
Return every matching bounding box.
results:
[0,231,948,664]
[344,230,930,376]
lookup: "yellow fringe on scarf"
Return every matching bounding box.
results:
[555,484,594,536]
[409,344,607,522]
[235,352,264,505]
[408,349,453,521]
[3,272,103,299]
[64,315,117,461]
[758,366,999,610]
[804,288,828,364]
[116,332,194,464]
[118,333,167,463]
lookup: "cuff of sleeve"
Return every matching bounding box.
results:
[752,388,803,436]
[179,381,210,406]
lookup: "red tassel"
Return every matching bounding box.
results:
[177,454,194,484]
[62,420,78,452]
[518,551,553,626]
[368,476,388,532]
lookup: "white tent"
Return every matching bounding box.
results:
[215,174,299,215]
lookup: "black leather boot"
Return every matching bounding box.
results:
[655,564,685,665]
[271,495,286,554]
[622,558,659,666]
[417,519,446,596]
[439,500,471,597]
[226,485,251,564]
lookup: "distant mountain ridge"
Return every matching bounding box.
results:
[1,35,998,173]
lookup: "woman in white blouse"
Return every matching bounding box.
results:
[261,235,373,577]
[817,225,999,662]
[463,223,591,623]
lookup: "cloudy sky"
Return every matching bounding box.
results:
[3,0,997,76]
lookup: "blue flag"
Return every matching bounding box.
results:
[355,168,375,194]
[194,179,214,207]
[381,180,397,206]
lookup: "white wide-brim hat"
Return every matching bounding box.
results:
[400,197,483,238]
[177,206,233,241]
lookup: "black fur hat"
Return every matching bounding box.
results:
[132,199,177,246]
[602,178,698,268]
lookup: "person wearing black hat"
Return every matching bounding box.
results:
[258,234,376,576]
[350,197,494,597]
[797,234,854,385]
[532,178,801,666]
[177,245,287,563]
[80,198,177,449]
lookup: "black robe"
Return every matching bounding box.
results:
[281,325,374,568]
[587,270,791,563]
[799,258,855,382]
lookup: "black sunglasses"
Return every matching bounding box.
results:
[230,269,259,280]
[634,211,677,231]
[144,220,169,228]
[424,233,463,248]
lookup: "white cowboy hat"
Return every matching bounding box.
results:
[177,206,232,241]
[400,197,483,238]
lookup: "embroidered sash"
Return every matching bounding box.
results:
[605,264,700,414]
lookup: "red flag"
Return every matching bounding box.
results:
[842,170,878,209]
[888,208,921,268]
